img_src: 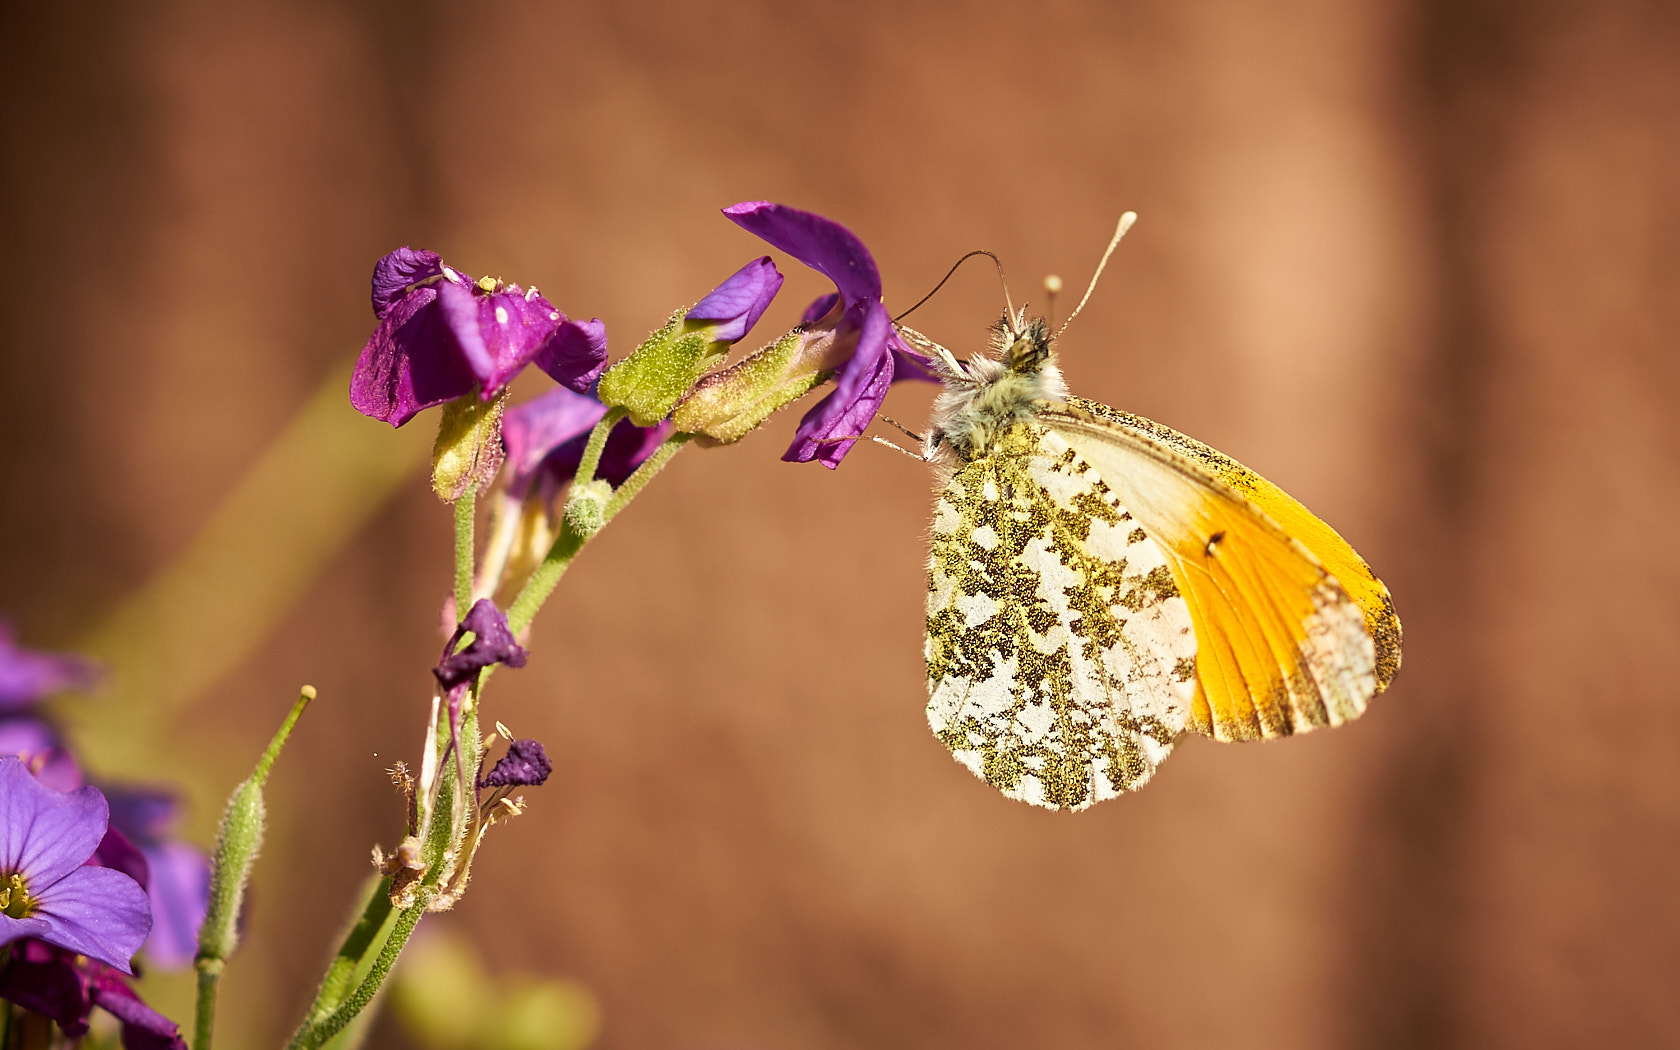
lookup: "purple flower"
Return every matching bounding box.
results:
[104,787,210,971]
[721,202,935,468]
[352,248,609,428]
[0,939,185,1048]
[503,387,672,503]
[0,716,81,793]
[434,600,528,693]
[0,757,151,973]
[479,738,552,788]
[0,624,99,709]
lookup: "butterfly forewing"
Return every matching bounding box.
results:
[925,422,1198,810]
[1043,400,1392,741]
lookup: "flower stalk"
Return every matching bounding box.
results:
[195,685,316,1050]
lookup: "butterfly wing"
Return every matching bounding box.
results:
[1043,398,1401,741]
[926,422,1198,810]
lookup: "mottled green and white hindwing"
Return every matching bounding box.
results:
[925,423,1199,810]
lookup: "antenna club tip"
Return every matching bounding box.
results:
[1044,274,1064,295]
[1118,211,1138,232]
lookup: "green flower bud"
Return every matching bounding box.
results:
[598,257,784,427]
[597,312,716,427]
[431,392,506,501]
[669,327,832,443]
[199,686,315,969]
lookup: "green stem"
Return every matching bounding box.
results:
[287,896,429,1050]
[302,877,396,1025]
[575,408,625,488]
[193,964,221,1050]
[603,433,690,519]
[453,486,476,617]
[504,432,690,635]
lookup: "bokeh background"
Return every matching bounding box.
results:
[4,0,1678,1047]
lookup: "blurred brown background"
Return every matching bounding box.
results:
[4,0,1678,1047]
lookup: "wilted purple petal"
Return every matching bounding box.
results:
[480,738,552,788]
[435,600,528,691]
[687,256,783,343]
[0,624,100,708]
[532,317,609,393]
[723,202,881,306]
[134,843,209,971]
[351,282,478,427]
[371,248,444,321]
[29,865,152,974]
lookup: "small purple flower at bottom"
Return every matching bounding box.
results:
[503,387,672,504]
[0,624,99,709]
[0,757,151,973]
[0,939,185,1049]
[434,600,529,693]
[479,739,552,788]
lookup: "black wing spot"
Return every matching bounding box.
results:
[1205,531,1226,556]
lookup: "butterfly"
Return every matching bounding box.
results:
[899,231,1401,811]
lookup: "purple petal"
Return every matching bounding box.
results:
[92,827,150,891]
[0,624,100,708]
[503,387,610,497]
[103,787,179,846]
[686,257,784,343]
[439,282,566,395]
[135,843,209,971]
[723,202,882,307]
[782,301,895,468]
[0,914,54,948]
[371,248,444,322]
[503,388,669,499]
[479,738,552,788]
[88,972,187,1050]
[0,758,109,886]
[0,941,91,1033]
[596,417,674,487]
[0,717,82,792]
[30,865,152,973]
[533,317,610,394]
[434,600,529,691]
[350,285,478,427]
[801,292,841,327]
[888,330,940,383]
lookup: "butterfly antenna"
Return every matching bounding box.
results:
[1056,211,1137,339]
[894,250,1017,333]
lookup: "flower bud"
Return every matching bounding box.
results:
[598,257,782,427]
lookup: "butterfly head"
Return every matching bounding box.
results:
[923,311,1067,469]
[993,311,1055,376]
